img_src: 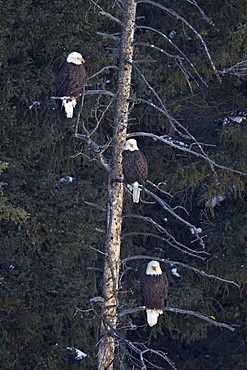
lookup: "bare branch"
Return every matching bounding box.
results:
[72,134,111,172]
[136,0,220,81]
[186,0,217,29]
[93,228,105,234]
[91,95,116,136]
[164,307,236,331]
[122,213,207,255]
[134,41,181,60]
[84,89,116,97]
[51,90,115,101]
[121,231,207,259]
[86,267,104,272]
[143,348,177,370]
[147,180,173,197]
[85,201,107,212]
[117,306,146,317]
[88,245,107,255]
[104,322,177,369]
[123,181,205,247]
[99,10,123,26]
[133,59,158,63]
[141,187,204,246]
[217,59,247,79]
[117,306,236,331]
[120,255,241,287]
[136,25,207,86]
[128,62,220,184]
[87,65,118,81]
[97,32,121,42]
[127,61,167,113]
[51,95,73,100]
[127,131,247,178]
[90,296,105,303]
[75,88,86,136]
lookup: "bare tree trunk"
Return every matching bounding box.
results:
[97,1,137,369]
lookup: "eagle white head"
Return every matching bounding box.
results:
[146,261,162,275]
[124,139,139,151]
[67,52,85,65]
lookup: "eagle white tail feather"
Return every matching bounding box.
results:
[132,181,141,203]
[62,99,77,118]
[146,309,163,327]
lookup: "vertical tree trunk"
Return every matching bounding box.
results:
[97,1,137,369]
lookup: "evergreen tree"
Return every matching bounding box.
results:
[1,0,247,369]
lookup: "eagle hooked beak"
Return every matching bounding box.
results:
[78,57,85,63]
[152,266,157,271]
[130,143,135,149]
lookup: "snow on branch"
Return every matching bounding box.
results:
[134,41,181,60]
[123,212,205,251]
[127,63,220,183]
[120,255,240,287]
[142,187,205,246]
[127,131,247,178]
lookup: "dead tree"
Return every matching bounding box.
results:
[97,1,137,369]
[71,1,247,368]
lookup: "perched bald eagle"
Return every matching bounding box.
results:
[140,261,168,327]
[56,52,87,118]
[122,139,148,203]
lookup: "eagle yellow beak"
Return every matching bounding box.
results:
[78,57,85,63]
[130,144,134,149]
[152,266,157,271]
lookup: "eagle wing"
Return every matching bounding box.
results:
[122,150,136,185]
[56,62,87,98]
[160,273,169,304]
[140,272,149,306]
[56,62,71,97]
[122,150,148,186]
[134,150,148,186]
[140,273,168,309]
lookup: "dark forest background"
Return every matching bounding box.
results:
[1,0,247,369]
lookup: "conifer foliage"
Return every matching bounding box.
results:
[1,0,247,369]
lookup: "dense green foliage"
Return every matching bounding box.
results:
[1,0,247,369]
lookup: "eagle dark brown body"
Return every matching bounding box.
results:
[140,273,168,310]
[122,149,148,186]
[56,61,87,100]
[122,139,148,203]
[55,52,87,118]
[140,261,168,326]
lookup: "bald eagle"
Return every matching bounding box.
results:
[140,261,168,327]
[56,52,87,118]
[122,139,148,203]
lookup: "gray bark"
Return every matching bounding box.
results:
[97,1,137,369]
